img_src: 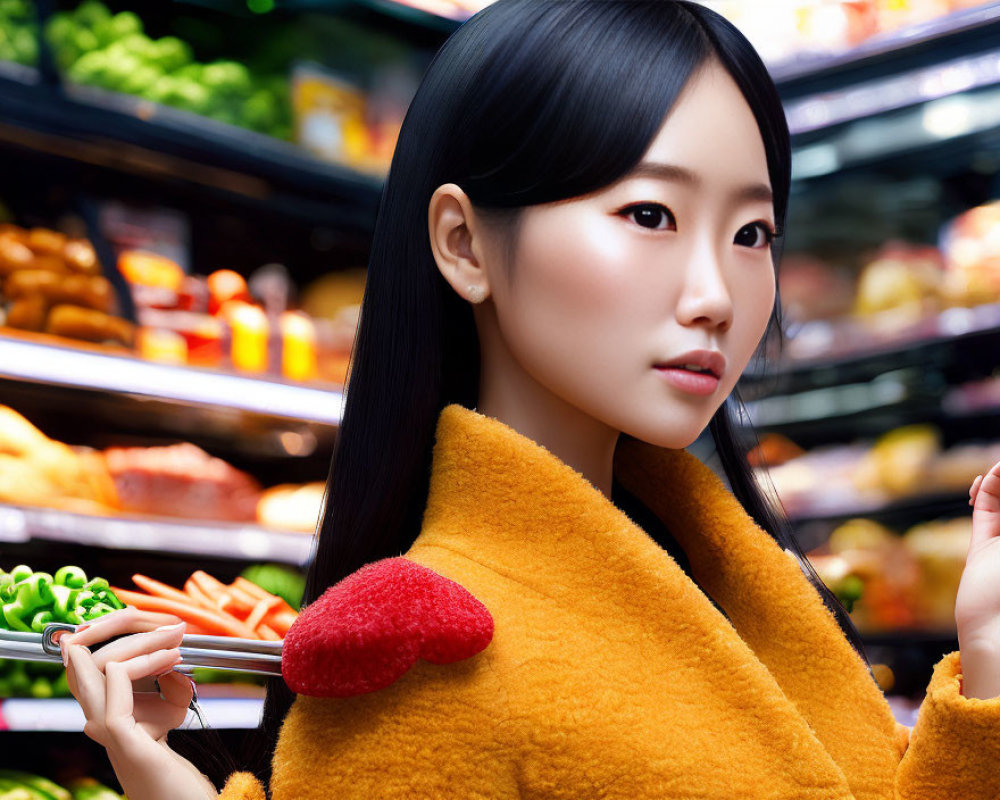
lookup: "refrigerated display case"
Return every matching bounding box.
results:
[0,0,997,785]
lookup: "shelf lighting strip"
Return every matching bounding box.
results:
[0,337,344,426]
[0,697,263,731]
[785,49,1000,135]
[0,504,315,566]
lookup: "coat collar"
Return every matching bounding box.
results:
[413,404,902,797]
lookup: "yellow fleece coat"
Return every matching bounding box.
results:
[220,404,1000,799]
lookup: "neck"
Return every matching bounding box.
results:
[476,340,619,498]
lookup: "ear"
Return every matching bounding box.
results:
[428,183,491,305]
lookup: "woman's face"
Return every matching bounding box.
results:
[479,60,777,449]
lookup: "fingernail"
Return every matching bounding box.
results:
[75,623,90,633]
[60,639,68,668]
[154,622,185,632]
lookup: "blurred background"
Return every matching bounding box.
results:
[0,0,997,790]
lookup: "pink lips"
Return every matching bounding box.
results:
[653,350,726,397]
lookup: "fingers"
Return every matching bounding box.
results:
[155,670,195,709]
[89,624,185,671]
[105,660,186,761]
[66,645,108,744]
[61,607,183,651]
[970,474,984,506]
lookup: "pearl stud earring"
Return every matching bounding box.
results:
[467,284,486,304]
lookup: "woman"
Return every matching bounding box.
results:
[62,1,1000,797]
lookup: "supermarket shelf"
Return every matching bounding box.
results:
[0,74,383,230]
[742,304,1000,397]
[182,0,464,30]
[0,697,263,731]
[786,490,971,530]
[785,47,1000,140]
[774,2,1000,92]
[0,504,315,566]
[0,335,344,427]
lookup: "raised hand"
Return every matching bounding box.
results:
[955,460,1000,699]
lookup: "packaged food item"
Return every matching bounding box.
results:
[103,442,262,522]
[257,482,324,533]
[292,63,370,169]
[45,304,135,346]
[0,405,119,511]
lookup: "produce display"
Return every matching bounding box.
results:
[0,219,356,384]
[0,565,124,632]
[46,1,293,140]
[763,424,1000,517]
[0,224,133,348]
[779,200,1000,361]
[114,569,298,640]
[0,0,37,67]
[0,402,327,531]
[0,772,122,799]
[0,405,119,515]
[705,0,993,67]
[807,516,971,633]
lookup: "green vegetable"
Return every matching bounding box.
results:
[151,36,191,72]
[54,566,87,590]
[0,771,72,800]
[0,565,123,632]
[92,9,140,47]
[66,778,124,800]
[834,574,865,613]
[241,563,305,610]
[201,60,252,95]
[0,777,37,800]
[72,0,111,31]
[29,609,53,633]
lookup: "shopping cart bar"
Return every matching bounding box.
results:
[0,624,283,677]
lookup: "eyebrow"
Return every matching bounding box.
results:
[627,161,773,205]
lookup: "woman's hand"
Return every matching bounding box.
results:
[955,460,1000,699]
[61,607,218,800]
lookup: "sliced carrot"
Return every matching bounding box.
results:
[232,576,272,601]
[245,597,281,631]
[183,624,214,636]
[263,610,297,637]
[226,584,261,610]
[256,623,281,641]
[132,574,191,605]
[192,571,253,614]
[184,579,215,609]
[112,588,259,639]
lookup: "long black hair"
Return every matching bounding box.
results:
[238,0,872,787]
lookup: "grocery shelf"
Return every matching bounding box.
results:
[774,2,1000,93]
[784,46,1000,143]
[742,304,1000,398]
[0,504,315,566]
[181,0,464,32]
[0,73,383,230]
[0,335,343,428]
[0,697,264,731]
[786,490,970,531]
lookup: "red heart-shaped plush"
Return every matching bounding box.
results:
[281,557,494,698]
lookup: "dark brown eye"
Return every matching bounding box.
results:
[622,203,676,231]
[735,222,775,249]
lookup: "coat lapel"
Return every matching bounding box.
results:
[614,437,904,799]
[417,405,904,799]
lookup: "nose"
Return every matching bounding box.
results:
[674,242,734,333]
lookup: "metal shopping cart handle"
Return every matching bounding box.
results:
[0,623,283,677]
